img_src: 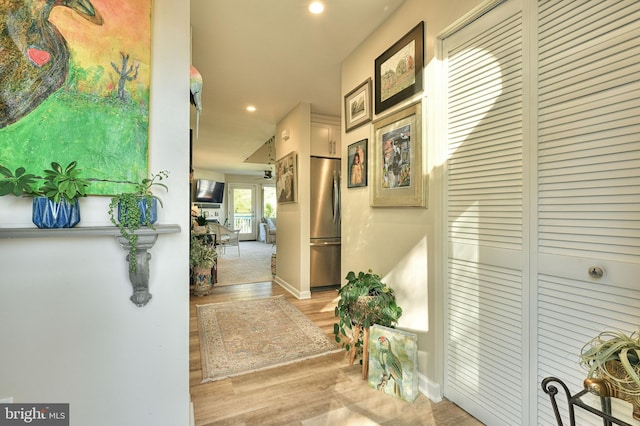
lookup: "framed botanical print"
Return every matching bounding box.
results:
[347,139,368,188]
[344,78,372,132]
[374,21,424,114]
[370,101,426,207]
[275,151,297,204]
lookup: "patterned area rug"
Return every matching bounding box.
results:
[197,295,340,382]
[215,241,274,286]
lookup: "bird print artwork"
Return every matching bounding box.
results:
[0,0,104,128]
[377,335,404,398]
[368,325,419,402]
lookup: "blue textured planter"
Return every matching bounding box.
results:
[118,197,158,225]
[32,197,80,229]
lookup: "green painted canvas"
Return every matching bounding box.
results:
[0,0,152,195]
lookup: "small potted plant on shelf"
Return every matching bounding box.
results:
[109,170,169,271]
[193,213,208,235]
[190,235,217,296]
[580,328,640,419]
[0,161,90,228]
[333,270,403,371]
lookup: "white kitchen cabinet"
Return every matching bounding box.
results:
[310,120,341,158]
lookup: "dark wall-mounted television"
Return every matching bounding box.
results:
[194,179,225,204]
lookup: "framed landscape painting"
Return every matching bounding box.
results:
[374,21,424,114]
[0,0,153,195]
[344,78,372,132]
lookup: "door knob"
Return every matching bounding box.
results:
[588,266,604,279]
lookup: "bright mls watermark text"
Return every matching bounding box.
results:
[0,404,68,426]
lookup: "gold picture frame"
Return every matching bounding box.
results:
[370,101,425,207]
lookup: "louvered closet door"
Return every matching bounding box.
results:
[536,2,640,425]
[444,1,526,425]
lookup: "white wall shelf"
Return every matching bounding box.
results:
[0,224,180,239]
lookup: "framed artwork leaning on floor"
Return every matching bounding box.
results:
[368,324,419,403]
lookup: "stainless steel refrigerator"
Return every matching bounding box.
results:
[310,156,341,288]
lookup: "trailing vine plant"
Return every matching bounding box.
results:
[108,170,169,272]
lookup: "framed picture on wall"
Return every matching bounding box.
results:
[344,78,372,132]
[370,101,426,207]
[347,139,368,188]
[275,151,298,204]
[374,21,424,114]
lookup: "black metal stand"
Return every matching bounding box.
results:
[541,377,636,426]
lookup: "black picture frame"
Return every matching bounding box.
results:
[347,139,368,188]
[374,21,424,114]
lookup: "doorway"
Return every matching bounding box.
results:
[227,184,257,240]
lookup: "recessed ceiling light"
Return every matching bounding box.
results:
[246,105,256,112]
[309,1,324,14]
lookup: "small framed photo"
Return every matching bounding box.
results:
[275,151,297,204]
[344,78,372,132]
[371,101,425,207]
[374,21,424,114]
[347,139,368,188]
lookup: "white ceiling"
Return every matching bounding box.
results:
[189,0,405,177]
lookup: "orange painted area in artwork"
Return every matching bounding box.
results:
[49,0,151,96]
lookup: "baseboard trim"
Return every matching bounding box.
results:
[418,372,442,403]
[274,276,311,299]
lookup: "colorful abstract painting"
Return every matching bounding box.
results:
[0,0,152,194]
[368,324,419,403]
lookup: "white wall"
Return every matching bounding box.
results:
[273,102,311,298]
[0,1,191,425]
[340,0,483,398]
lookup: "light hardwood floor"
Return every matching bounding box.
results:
[189,281,483,425]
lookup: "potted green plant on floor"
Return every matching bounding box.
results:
[580,328,640,419]
[109,170,169,271]
[190,235,217,296]
[0,161,90,228]
[333,270,402,373]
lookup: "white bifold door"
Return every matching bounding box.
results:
[443,1,640,425]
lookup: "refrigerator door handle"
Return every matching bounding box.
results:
[332,170,340,225]
[310,241,341,246]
